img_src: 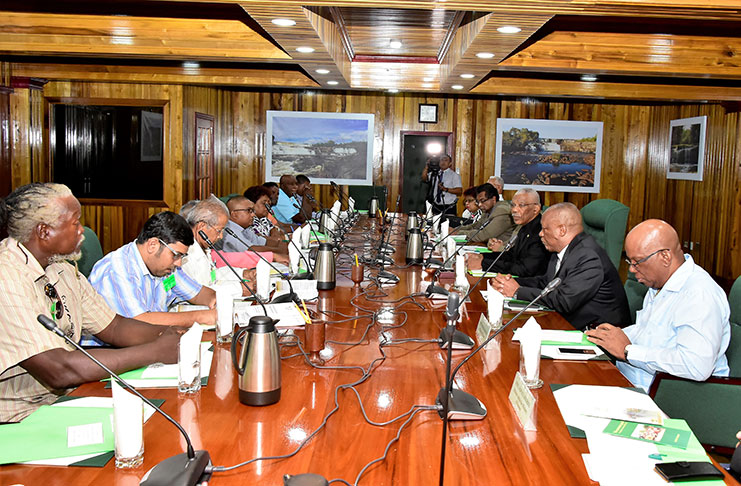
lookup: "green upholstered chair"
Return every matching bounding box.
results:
[347,185,387,212]
[580,199,629,270]
[76,226,104,278]
[648,275,741,455]
[624,271,648,324]
[218,193,241,204]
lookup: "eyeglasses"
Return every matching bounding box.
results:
[512,202,538,209]
[158,238,188,263]
[476,196,491,205]
[203,221,225,235]
[624,248,669,268]
[44,282,64,320]
[231,208,255,214]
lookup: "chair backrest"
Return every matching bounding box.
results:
[218,193,241,204]
[347,185,388,212]
[580,199,629,270]
[76,226,104,278]
[727,276,741,376]
[623,271,648,325]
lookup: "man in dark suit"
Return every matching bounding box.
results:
[493,202,630,330]
[466,188,549,278]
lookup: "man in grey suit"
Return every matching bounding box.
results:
[453,183,515,244]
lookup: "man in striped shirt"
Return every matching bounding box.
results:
[89,211,217,327]
[0,183,182,422]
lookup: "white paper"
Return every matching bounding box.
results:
[274,279,318,301]
[487,280,504,327]
[178,324,204,384]
[454,254,468,288]
[234,301,307,328]
[513,329,584,343]
[256,258,271,301]
[111,380,143,458]
[441,219,450,239]
[215,282,240,338]
[519,317,541,381]
[289,231,302,273]
[67,422,104,448]
[137,342,213,385]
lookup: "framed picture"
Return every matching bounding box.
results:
[266,111,375,186]
[140,110,163,162]
[494,118,603,193]
[667,115,706,181]
[419,103,438,124]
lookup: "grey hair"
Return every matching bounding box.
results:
[488,175,504,187]
[185,194,228,227]
[544,202,582,227]
[179,199,199,219]
[0,183,74,243]
[514,188,541,205]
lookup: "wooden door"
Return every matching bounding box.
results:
[195,113,215,199]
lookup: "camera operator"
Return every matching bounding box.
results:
[421,154,461,215]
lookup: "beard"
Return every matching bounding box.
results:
[49,250,83,263]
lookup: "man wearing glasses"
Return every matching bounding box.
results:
[586,219,730,391]
[466,188,549,277]
[222,196,289,259]
[0,183,182,422]
[89,211,217,327]
[453,183,515,244]
[493,202,630,330]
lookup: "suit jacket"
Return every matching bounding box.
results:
[457,200,514,243]
[481,213,549,278]
[515,232,630,330]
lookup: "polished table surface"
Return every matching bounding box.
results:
[1,216,736,486]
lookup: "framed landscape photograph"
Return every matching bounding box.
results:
[494,118,603,193]
[265,111,375,186]
[667,115,706,181]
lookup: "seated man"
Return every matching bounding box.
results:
[586,219,730,391]
[453,183,515,243]
[467,188,549,278]
[0,183,180,422]
[220,196,289,262]
[272,175,305,225]
[89,211,217,326]
[487,175,505,201]
[494,202,630,330]
[295,174,318,220]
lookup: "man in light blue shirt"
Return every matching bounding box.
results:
[272,175,303,224]
[89,211,217,327]
[587,219,730,391]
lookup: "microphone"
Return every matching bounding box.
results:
[36,315,212,486]
[375,195,401,283]
[219,227,300,304]
[225,224,313,281]
[197,230,268,315]
[437,292,474,349]
[437,277,563,421]
[425,218,498,298]
[470,232,519,275]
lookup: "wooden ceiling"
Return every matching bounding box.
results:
[3,0,741,101]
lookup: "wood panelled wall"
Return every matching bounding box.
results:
[6,81,741,281]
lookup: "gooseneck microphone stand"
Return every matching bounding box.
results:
[36,314,212,486]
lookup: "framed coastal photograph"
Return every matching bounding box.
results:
[494,118,603,193]
[667,115,706,181]
[265,111,375,186]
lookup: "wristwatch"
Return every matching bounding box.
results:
[623,344,632,361]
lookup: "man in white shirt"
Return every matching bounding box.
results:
[586,219,730,391]
[421,154,462,215]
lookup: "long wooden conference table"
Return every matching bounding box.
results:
[1,216,736,486]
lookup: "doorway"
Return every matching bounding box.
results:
[400,131,454,213]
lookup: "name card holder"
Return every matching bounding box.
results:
[508,372,536,431]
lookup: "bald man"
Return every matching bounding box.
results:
[494,202,630,330]
[586,219,730,391]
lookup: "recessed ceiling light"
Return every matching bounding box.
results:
[271,18,296,27]
[327,80,338,85]
[581,74,598,82]
[423,77,435,82]
[296,46,315,53]
[460,73,475,79]
[182,61,200,69]
[389,40,402,49]
[315,68,330,74]
[451,85,464,90]
[476,52,495,59]
[387,88,399,93]
[422,83,434,88]
[497,26,522,34]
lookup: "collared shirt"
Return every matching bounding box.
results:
[617,254,731,391]
[431,168,462,206]
[461,209,483,223]
[554,244,569,274]
[89,241,202,317]
[253,216,275,238]
[272,189,299,224]
[221,220,266,253]
[0,238,115,422]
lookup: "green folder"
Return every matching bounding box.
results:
[603,419,691,449]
